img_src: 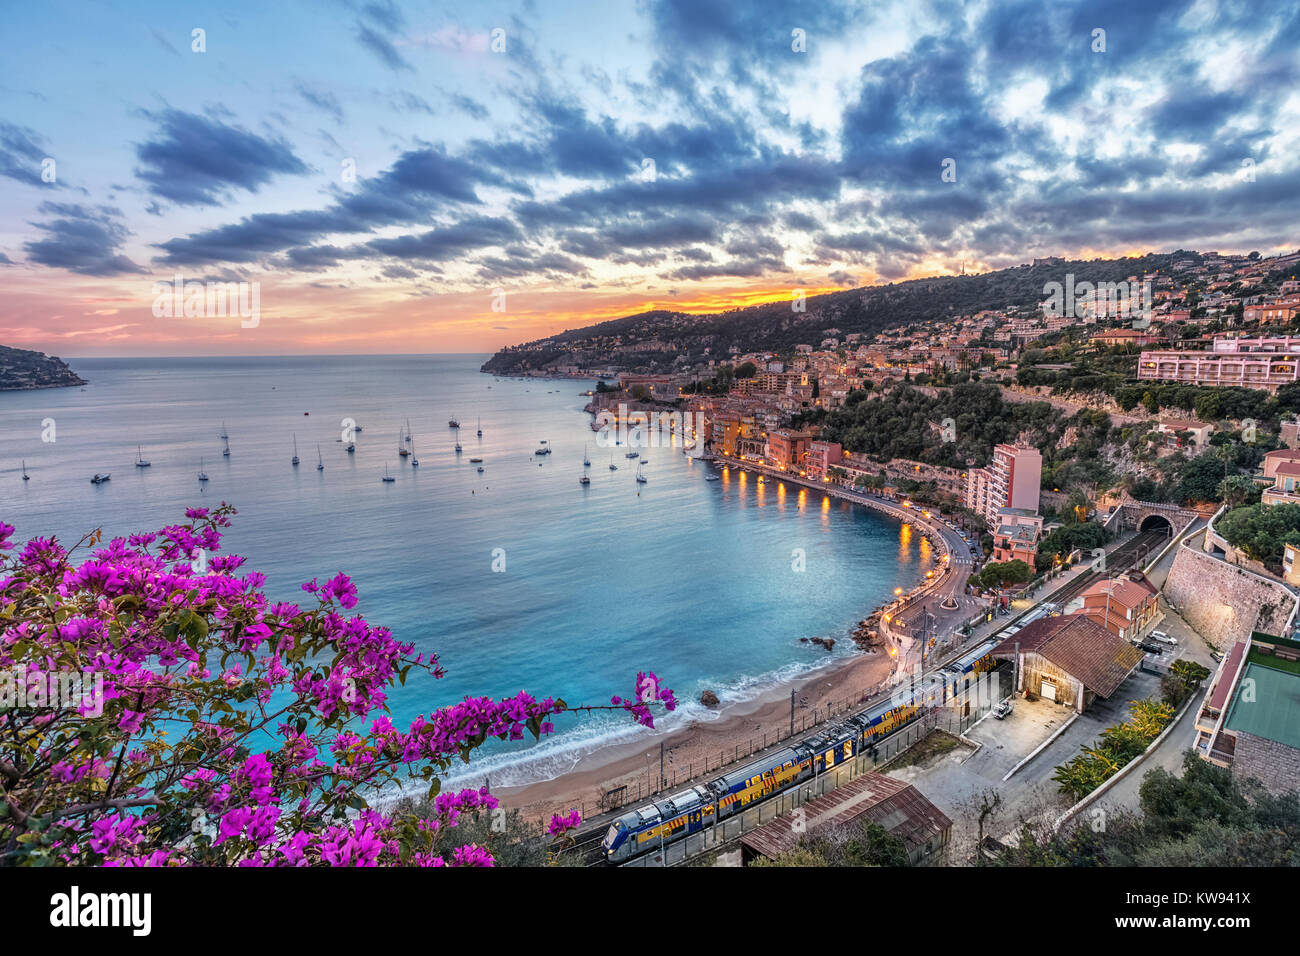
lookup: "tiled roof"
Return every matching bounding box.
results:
[1034,616,1143,698]
[739,773,951,860]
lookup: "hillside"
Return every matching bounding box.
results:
[481,251,1200,375]
[0,345,87,390]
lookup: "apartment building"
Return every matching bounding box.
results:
[1138,336,1300,392]
[965,443,1043,528]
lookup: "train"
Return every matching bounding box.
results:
[600,636,1006,864]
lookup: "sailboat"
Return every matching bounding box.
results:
[197,457,209,482]
[222,434,230,457]
[398,429,410,458]
[583,443,591,467]
[404,419,413,443]
[91,473,111,484]
[579,473,590,485]
[381,464,395,483]
[135,444,151,467]
[21,460,30,481]
[455,440,462,453]
[316,444,324,471]
[291,435,300,467]
[635,462,647,484]
[609,452,618,471]
[476,417,482,438]
[219,422,229,440]
[411,440,419,467]
[448,418,460,429]
[625,449,639,459]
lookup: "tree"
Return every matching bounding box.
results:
[0,510,674,866]
[1217,503,1300,566]
[972,559,1032,590]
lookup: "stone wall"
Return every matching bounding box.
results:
[1163,538,1297,650]
[1231,733,1300,795]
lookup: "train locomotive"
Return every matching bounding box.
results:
[601,636,1005,864]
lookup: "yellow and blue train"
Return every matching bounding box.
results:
[601,636,1002,863]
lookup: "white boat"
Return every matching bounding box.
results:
[455,442,462,453]
[135,444,151,467]
[21,460,30,481]
[381,464,395,483]
[705,473,720,482]
[316,444,324,471]
[222,433,230,457]
[291,434,300,467]
[197,458,208,482]
[90,473,110,484]
[635,462,647,484]
[579,474,590,485]
[398,429,410,457]
[625,450,639,459]
[469,456,483,463]
[583,443,591,467]
[404,419,412,443]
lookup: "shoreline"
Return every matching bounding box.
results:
[493,421,970,825]
[495,640,903,823]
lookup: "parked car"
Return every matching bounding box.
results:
[1150,630,1176,645]
[994,700,1013,720]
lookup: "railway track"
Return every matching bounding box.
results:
[1045,527,1169,609]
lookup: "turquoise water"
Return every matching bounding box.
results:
[0,355,933,786]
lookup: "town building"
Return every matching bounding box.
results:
[991,615,1142,713]
[1155,418,1215,450]
[1196,636,1300,794]
[1070,571,1160,642]
[739,773,952,866]
[766,428,814,471]
[1138,336,1300,392]
[805,440,842,480]
[965,443,1043,529]
[991,507,1043,566]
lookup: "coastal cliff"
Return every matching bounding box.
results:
[0,345,86,390]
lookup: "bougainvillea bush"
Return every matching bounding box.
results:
[0,505,675,866]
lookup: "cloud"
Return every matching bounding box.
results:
[134,109,309,207]
[0,120,51,187]
[297,83,345,123]
[356,22,413,72]
[23,202,144,276]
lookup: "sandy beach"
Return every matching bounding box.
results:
[495,641,906,824]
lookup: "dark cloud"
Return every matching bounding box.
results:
[366,216,523,262]
[0,120,52,187]
[297,83,344,123]
[154,146,506,265]
[23,202,143,276]
[356,22,413,72]
[134,109,309,207]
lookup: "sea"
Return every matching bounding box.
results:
[0,354,934,788]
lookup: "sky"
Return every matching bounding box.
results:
[2,0,1299,356]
